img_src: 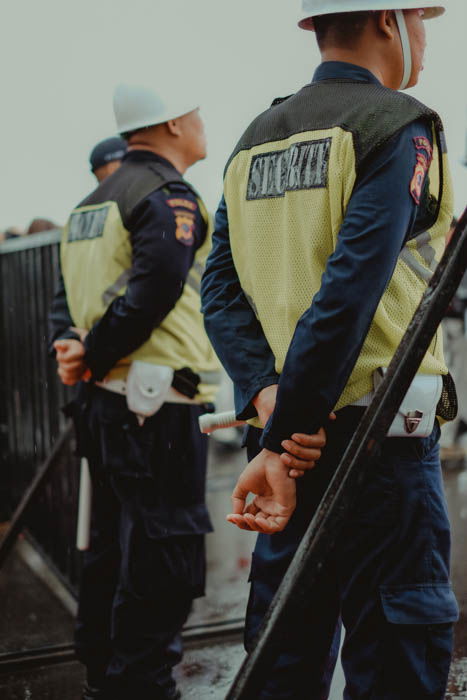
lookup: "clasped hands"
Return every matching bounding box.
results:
[54,343,328,534]
[227,384,333,535]
[53,327,90,386]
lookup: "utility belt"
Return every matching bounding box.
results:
[95,362,220,425]
[351,369,443,438]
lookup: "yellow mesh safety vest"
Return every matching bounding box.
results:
[61,158,221,404]
[224,82,454,411]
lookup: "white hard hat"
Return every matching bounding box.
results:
[299,1,445,31]
[113,83,200,134]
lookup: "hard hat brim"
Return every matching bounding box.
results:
[298,5,445,31]
[117,106,200,135]
[113,82,201,135]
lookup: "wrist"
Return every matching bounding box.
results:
[261,447,285,467]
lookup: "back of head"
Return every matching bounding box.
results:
[298,1,446,90]
[89,136,127,173]
[312,10,375,49]
[27,218,58,234]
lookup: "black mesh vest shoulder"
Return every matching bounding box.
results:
[226,80,443,174]
[77,159,197,229]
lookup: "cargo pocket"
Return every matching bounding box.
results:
[123,533,207,600]
[378,584,458,697]
[380,583,459,625]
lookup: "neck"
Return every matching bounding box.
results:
[127,141,188,174]
[320,49,389,87]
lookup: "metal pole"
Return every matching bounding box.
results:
[0,423,73,570]
[226,206,467,699]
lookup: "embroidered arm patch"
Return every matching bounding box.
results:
[410,136,433,206]
[173,208,196,246]
[166,198,197,212]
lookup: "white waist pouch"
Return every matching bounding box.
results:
[126,361,174,420]
[373,368,443,438]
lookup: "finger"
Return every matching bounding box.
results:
[280,453,316,470]
[280,441,322,460]
[61,348,85,361]
[329,412,337,421]
[243,513,271,534]
[59,359,84,371]
[255,516,285,534]
[244,501,260,516]
[288,469,305,479]
[246,507,270,522]
[288,429,326,448]
[55,348,68,359]
[226,515,253,531]
[59,365,84,378]
[231,482,249,515]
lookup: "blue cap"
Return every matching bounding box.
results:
[89,136,127,172]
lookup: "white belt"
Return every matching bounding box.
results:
[350,371,442,438]
[95,378,199,405]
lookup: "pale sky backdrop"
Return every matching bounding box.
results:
[1,0,466,231]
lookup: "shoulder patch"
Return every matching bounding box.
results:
[166,197,197,212]
[173,209,196,246]
[410,136,433,206]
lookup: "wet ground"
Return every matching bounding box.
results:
[0,438,466,698]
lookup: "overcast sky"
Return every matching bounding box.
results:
[1,0,466,231]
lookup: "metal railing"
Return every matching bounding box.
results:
[0,230,80,592]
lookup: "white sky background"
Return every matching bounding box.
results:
[1,0,466,231]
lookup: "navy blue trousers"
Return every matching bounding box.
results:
[71,386,212,699]
[245,407,458,699]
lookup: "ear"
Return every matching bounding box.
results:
[166,119,182,137]
[377,9,397,40]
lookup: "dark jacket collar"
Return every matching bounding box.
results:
[123,149,180,174]
[312,61,382,86]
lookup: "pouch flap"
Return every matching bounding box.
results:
[398,374,443,416]
[374,369,442,416]
[380,584,459,625]
[374,369,442,437]
[126,362,174,417]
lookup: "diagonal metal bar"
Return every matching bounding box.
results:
[227,206,467,699]
[0,423,73,571]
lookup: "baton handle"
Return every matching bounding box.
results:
[76,458,92,551]
[199,410,245,434]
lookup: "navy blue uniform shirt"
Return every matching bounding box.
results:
[49,151,207,380]
[201,61,434,453]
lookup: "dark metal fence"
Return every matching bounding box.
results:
[0,231,80,593]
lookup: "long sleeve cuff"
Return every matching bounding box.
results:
[48,329,81,357]
[234,375,280,421]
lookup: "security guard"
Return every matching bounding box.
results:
[89,136,127,183]
[201,2,459,698]
[49,83,220,700]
